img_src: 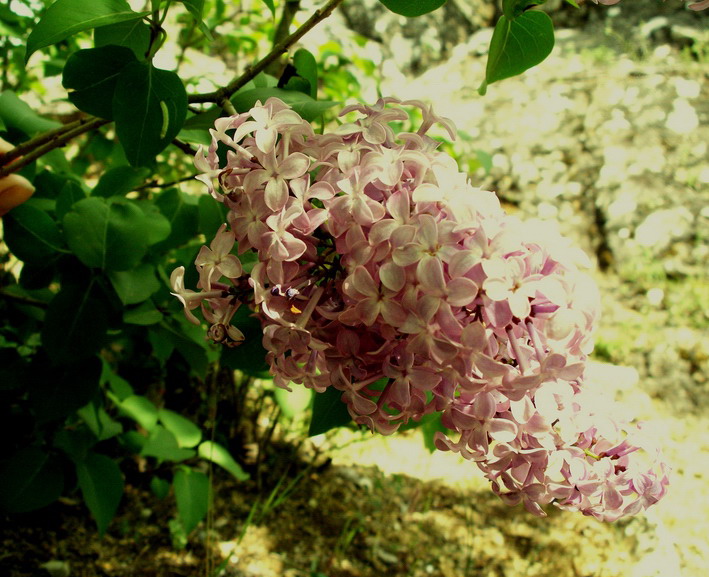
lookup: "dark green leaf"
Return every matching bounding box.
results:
[41,281,109,364]
[231,88,337,122]
[138,200,172,245]
[29,355,102,424]
[479,11,554,95]
[0,91,61,134]
[63,197,150,271]
[94,19,151,59]
[153,188,199,249]
[55,180,87,220]
[62,46,137,119]
[124,300,164,325]
[292,48,318,99]
[0,448,64,513]
[53,428,95,462]
[378,0,446,17]
[92,165,150,198]
[158,408,202,448]
[198,441,249,481]
[173,467,209,534]
[26,0,149,63]
[198,194,226,238]
[76,452,124,536]
[108,263,160,305]
[113,61,188,166]
[77,402,124,441]
[308,386,352,436]
[2,203,64,264]
[150,476,171,499]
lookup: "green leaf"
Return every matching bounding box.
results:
[92,165,150,198]
[115,394,159,431]
[378,0,446,17]
[113,61,188,166]
[274,386,313,420]
[2,203,64,264]
[150,476,171,499]
[54,428,95,462]
[0,91,61,134]
[173,467,209,534]
[258,0,276,17]
[26,0,149,63]
[63,197,150,271]
[76,452,124,536]
[198,441,249,481]
[231,88,337,122]
[141,426,196,461]
[308,386,352,436]
[124,300,164,325]
[138,201,172,245]
[0,448,64,513]
[55,180,87,220]
[42,281,109,364]
[292,48,318,99]
[158,408,202,448]
[198,194,226,239]
[109,263,160,305]
[479,11,554,95]
[77,402,124,441]
[178,0,213,40]
[94,19,151,59]
[28,355,102,424]
[153,188,199,249]
[62,46,137,119]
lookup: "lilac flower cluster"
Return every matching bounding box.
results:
[171,97,669,521]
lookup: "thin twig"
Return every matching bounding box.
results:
[188,0,345,106]
[0,117,110,179]
[0,118,84,165]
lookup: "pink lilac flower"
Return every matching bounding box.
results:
[173,96,669,522]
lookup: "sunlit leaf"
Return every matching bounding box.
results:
[479,11,554,95]
[158,408,202,448]
[198,441,249,481]
[174,467,209,534]
[26,0,149,62]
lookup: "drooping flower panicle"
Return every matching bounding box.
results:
[174,97,669,521]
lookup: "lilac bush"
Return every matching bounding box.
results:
[172,97,669,522]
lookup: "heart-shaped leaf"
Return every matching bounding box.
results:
[479,10,554,95]
[113,61,188,167]
[378,0,446,17]
[62,46,137,119]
